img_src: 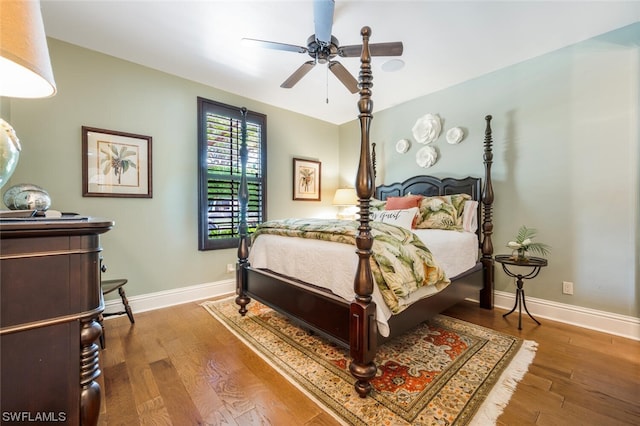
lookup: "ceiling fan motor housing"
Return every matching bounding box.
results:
[307,34,339,63]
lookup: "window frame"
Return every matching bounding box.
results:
[197,97,267,250]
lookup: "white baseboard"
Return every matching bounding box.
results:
[103,279,235,316]
[492,290,640,341]
[104,280,640,341]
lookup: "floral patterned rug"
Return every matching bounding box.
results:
[202,298,537,426]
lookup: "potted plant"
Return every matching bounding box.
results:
[507,225,550,261]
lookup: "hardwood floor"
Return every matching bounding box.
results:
[97,297,639,425]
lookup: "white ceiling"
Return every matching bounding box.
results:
[40,1,640,125]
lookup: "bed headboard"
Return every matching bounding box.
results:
[375,175,481,201]
[376,175,482,240]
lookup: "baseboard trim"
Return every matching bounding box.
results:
[104,281,640,341]
[492,290,640,341]
[103,279,235,316]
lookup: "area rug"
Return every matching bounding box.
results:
[202,297,537,425]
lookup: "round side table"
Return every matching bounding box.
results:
[494,254,548,330]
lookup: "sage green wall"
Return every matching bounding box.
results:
[339,23,640,317]
[4,39,340,297]
[4,25,639,319]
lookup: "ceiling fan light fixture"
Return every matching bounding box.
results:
[381,59,405,72]
[316,50,329,64]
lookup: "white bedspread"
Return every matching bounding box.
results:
[248,229,478,337]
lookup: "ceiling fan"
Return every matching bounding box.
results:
[242,0,403,94]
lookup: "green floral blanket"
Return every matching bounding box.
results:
[252,218,450,314]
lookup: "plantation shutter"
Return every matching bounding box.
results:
[198,98,267,250]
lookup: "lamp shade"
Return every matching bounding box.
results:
[0,0,56,98]
[332,188,358,206]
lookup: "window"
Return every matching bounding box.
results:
[198,97,267,250]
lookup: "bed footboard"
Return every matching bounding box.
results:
[246,267,351,346]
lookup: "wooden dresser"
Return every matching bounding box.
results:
[0,217,113,426]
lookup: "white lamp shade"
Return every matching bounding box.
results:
[0,0,56,98]
[332,188,358,206]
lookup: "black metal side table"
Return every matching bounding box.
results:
[494,254,548,330]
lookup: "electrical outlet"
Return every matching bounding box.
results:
[562,281,574,295]
[226,263,235,273]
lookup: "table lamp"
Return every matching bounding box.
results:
[332,188,358,219]
[0,0,57,188]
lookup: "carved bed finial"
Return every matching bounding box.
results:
[349,25,377,399]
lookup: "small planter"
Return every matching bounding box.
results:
[507,226,550,263]
[511,249,529,262]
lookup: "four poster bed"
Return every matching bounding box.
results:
[235,26,495,398]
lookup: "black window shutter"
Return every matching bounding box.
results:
[198,98,266,250]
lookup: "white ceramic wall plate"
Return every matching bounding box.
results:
[395,138,410,153]
[446,127,464,144]
[411,113,442,144]
[416,145,438,168]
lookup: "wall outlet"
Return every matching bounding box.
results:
[562,281,574,295]
[226,263,235,274]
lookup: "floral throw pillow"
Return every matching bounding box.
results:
[415,194,471,230]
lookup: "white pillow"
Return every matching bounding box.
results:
[370,207,419,230]
[462,200,478,233]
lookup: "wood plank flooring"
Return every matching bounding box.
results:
[97,297,640,425]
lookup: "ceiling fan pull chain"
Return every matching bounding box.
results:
[326,64,329,104]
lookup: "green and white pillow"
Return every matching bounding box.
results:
[414,194,471,231]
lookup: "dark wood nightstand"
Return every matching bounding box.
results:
[495,254,548,330]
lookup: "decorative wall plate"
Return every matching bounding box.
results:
[395,138,410,154]
[446,127,464,144]
[416,146,438,168]
[412,113,442,144]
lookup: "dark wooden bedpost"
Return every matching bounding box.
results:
[349,26,377,398]
[480,115,495,309]
[236,107,251,315]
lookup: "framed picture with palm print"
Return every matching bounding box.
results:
[82,126,152,198]
[293,158,321,201]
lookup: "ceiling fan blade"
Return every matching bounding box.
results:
[338,42,404,57]
[242,38,307,54]
[328,61,358,94]
[281,61,316,88]
[313,0,335,45]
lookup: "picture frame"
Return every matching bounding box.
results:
[82,126,152,198]
[292,158,321,201]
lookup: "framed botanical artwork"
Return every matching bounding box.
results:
[82,126,152,198]
[292,158,321,201]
